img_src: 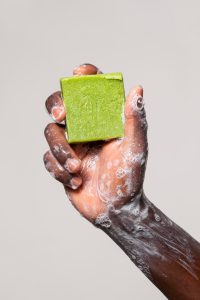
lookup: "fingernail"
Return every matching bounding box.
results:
[64,158,81,172]
[51,106,64,122]
[70,176,82,189]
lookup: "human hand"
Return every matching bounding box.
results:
[43,64,148,225]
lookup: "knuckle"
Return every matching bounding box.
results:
[44,122,56,137]
[73,63,99,75]
[45,94,54,110]
[59,172,72,185]
[43,153,52,171]
[52,144,71,163]
[45,91,61,110]
[43,151,49,164]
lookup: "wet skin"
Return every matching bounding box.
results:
[43,64,200,300]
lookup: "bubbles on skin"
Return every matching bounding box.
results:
[136,258,151,279]
[53,145,60,153]
[52,143,69,156]
[65,93,147,235]
[81,148,100,176]
[116,167,132,178]
[49,171,56,178]
[133,207,140,216]
[96,174,112,204]
[57,162,64,171]
[122,150,146,166]
[88,185,94,196]
[131,93,145,112]
[47,89,200,283]
[115,137,124,145]
[123,177,134,195]
[86,154,99,170]
[116,185,125,197]
[71,184,78,190]
[101,193,200,282]
[45,153,64,173]
[154,214,161,222]
[94,136,144,210]
[128,93,147,130]
[45,128,50,137]
[45,160,52,171]
[59,144,69,156]
[116,167,124,178]
[95,213,112,228]
[136,96,144,110]
[140,117,148,129]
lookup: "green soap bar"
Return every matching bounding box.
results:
[60,72,125,143]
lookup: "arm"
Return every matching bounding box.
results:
[100,193,200,300]
[43,63,200,300]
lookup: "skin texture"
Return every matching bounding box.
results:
[43,64,200,299]
[44,64,147,222]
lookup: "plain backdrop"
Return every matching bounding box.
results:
[0,0,200,299]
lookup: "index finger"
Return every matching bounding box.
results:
[45,63,102,123]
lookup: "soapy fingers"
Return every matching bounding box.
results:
[45,63,102,123]
[124,86,148,154]
[43,150,82,189]
[45,91,66,123]
[44,123,81,174]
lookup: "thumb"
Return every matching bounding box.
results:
[124,85,148,152]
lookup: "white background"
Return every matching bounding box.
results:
[0,0,200,299]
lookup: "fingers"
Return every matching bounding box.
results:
[45,91,66,123]
[73,63,102,75]
[43,150,82,189]
[124,85,148,152]
[45,64,102,123]
[44,123,81,173]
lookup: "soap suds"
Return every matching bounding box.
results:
[95,213,111,228]
[101,195,200,282]
[122,150,146,166]
[49,171,56,178]
[86,154,99,170]
[130,94,145,112]
[116,167,132,178]
[53,145,60,153]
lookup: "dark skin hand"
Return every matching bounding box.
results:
[43,63,200,299]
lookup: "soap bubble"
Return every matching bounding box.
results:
[95,213,111,228]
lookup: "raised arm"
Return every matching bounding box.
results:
[43,63,200,300]
[101,193,200,299]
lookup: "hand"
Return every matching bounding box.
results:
[43,64,148,225]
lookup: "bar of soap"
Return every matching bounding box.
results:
[60,72,125,143]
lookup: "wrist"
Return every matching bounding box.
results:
[95,192,200,300]
[95,191,154,278]
[94,190,145,231]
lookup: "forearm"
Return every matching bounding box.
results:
[97,193,200,300]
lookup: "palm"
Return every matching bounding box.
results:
[65,132,147,222]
